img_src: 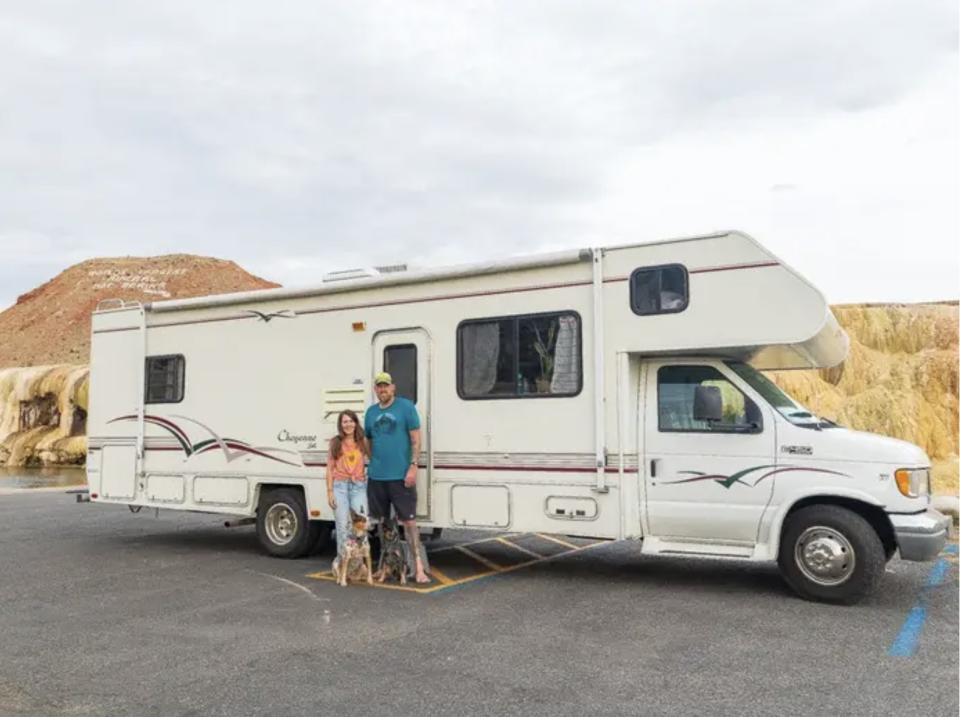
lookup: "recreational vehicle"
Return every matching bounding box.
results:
[85,230,949,603]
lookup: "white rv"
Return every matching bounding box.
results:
[86,230,948,603]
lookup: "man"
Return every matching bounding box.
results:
[365,371,429,583]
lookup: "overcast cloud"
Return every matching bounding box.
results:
[1,0,957,309]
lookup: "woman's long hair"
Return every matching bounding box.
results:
[329,409,368,460]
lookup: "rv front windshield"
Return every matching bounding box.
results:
[725,361,823,427]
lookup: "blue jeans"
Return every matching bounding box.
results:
[333,480,368,558]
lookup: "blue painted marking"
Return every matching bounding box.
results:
[888,544,957,658]
[925,559,951,587]
[888,606,928,657]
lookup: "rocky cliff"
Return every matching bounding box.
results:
[0,255,278,368]
[769,302,958,494]
[0,365,88,466]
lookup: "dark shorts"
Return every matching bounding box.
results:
[367,479,417,522]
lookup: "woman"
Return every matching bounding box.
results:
[325,409,369,562]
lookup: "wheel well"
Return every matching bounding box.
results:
[254,483,305,511]
[785,496,897,558]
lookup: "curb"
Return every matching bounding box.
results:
[0,485,86,496]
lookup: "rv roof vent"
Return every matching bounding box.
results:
[322,268,380,283]
[322,264,408,283]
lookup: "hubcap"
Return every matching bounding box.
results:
[264,502,299,546]
[795,525,856,586]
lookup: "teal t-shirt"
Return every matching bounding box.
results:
[364,397,421,481]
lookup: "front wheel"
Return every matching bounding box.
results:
[777,505,885,605]
[256,488,318,558]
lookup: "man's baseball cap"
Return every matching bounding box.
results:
[373,371,393,385]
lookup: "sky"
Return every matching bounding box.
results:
[1,0,957,310]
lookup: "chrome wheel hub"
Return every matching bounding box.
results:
[265,503,298,546]
[795,526,856,586]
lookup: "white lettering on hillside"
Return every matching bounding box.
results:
[86,268,189,298]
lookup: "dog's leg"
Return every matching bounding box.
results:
[365,547,373,586]
[375,543,386,582]
[337,556,347,586]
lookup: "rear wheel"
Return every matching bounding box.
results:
[777,505,885,605]
[256,488,317,558]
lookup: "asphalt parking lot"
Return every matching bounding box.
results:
[1,492,956,717]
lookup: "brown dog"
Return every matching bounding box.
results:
[336,509,373,587]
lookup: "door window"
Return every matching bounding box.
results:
[657,365,761,433]
[383,344,417,403]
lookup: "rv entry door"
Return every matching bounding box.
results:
[372,328,432,520]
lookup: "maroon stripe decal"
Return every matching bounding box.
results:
[689,261,779,275]
[434,464,637,474]
[603,261,779,284]
[102,260,779,332]
[144,416,192,447]
[150,279,592,329]
[193,441,302,467]
[91,326,142,334]
[751,466,849,486]
[296,462,638,474]
[297,279,592,317]
[660,474,728,485]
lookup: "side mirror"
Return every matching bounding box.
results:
[693,385,723,422]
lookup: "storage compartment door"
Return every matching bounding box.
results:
[100,445,138,500]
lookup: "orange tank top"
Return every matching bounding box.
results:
[330,439,365,482]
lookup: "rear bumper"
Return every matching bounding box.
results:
[889,509,950,562]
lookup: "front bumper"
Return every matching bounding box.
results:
[889,508,951,561]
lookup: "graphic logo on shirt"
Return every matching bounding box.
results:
[374,411,398,436]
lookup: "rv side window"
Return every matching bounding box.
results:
[383,344,417,404]
[145,355,185,404]
[657,365,761,433]
[630,264,688,315]
[458,311,582,399]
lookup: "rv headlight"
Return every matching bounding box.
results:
[895,468,930,498]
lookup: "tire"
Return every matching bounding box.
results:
[777,504,885,605]
[256,488,316,559]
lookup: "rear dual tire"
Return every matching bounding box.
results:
[256,488,330,558]
[777,504,885,605]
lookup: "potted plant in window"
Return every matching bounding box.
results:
[532,322,557,394]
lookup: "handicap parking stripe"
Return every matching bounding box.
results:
[534,533,580,550]
[454,545,504,571]
[888,543,958,658]
[497,537,543,560]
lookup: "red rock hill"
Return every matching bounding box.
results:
[0,255,278,368]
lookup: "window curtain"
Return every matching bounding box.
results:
[550,315,579,394]
[461,322,499,395]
